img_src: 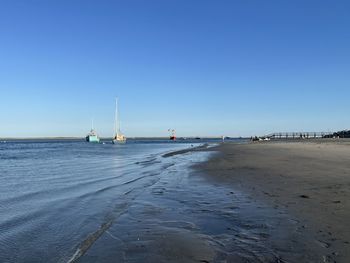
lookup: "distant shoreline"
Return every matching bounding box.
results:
[0,137,84,141]
[0,136,242,140]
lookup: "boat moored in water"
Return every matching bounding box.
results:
[86,130,100,143]
[86,119,100,143]
[168,129,176,140]
[112,97,126,144]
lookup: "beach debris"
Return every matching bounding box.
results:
[318,240,331,248]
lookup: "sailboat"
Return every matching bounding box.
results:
[86,119,100,143]
[112,97,126,144]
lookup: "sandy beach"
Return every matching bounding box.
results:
[76,140,350,263]
[2,140,349,262]
[196,140,350,262]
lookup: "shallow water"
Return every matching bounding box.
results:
[78,150,293,263]
[0,139,318,262]
[0,139,212,262]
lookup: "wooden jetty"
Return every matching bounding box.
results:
[262,132,331,140]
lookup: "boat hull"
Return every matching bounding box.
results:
[86,135,100,143]
[113,133,126,144]
[112,139,126,144]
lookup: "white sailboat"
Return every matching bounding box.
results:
[112,97,126,144]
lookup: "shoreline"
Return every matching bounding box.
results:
[195,140,350,262]
[0,136,243,140]
[3,139,349,262]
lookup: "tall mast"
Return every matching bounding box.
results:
[118,98,121,134]
[115,97,118,135]
[91,118,94,130]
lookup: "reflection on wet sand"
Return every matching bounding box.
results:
[79,149,322,263]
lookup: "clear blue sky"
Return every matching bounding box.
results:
[0,0,349,137]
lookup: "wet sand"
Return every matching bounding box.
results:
[79,148,299,263]
[197,140,350,262]
[77,140,350,263]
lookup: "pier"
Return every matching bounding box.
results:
[262,132,332,140]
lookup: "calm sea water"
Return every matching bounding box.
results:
[1,138,312,263]
[0,138,230,262]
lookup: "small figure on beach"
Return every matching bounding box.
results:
[251,136,259,142]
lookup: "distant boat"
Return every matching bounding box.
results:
[168,129,176,140]
[86,119,100,143]
[112,97,126,144]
